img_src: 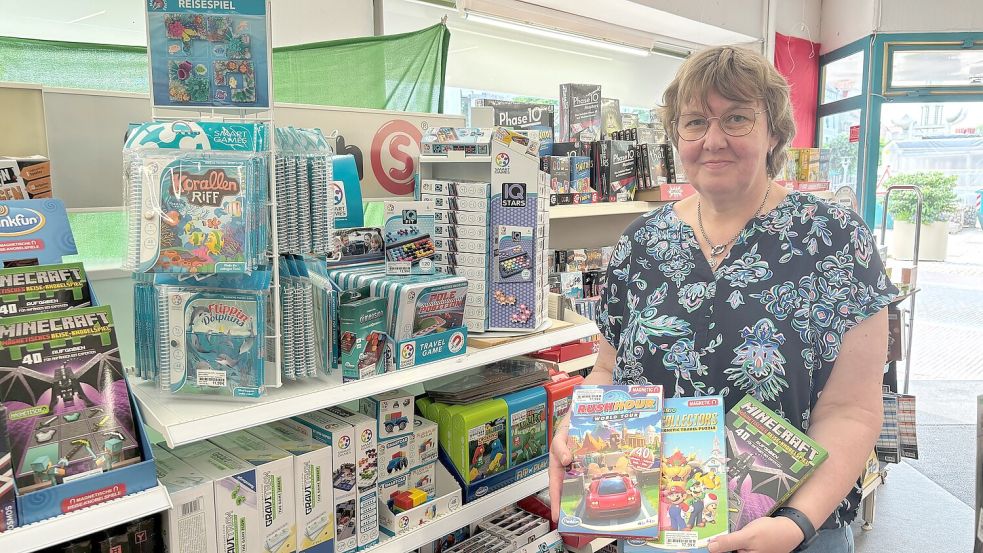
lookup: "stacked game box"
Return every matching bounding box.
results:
[559,84,602,143]
[383,200,436,276]
[420,178,492,333]
[474,99,555,157]
[489,128,549,331]
[0,156,52,200]
[558,385,664,540]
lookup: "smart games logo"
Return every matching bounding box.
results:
[448,331,465,353]
[399,342,416,367]
[494,153,510,167]
[0,205,45,237]
[361,429,373,443]
[338,435,351,450]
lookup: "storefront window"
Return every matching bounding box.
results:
[890,50,983,88]
[821,51,864,104]
[879,101,983,212]
[819,109,862,196]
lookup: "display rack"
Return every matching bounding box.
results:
[364,470,547,553]
[0,484,171,553]
[134,314,599,447]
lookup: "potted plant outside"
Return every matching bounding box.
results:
[884,171,958,261]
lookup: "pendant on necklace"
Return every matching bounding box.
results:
[710,244,727,256]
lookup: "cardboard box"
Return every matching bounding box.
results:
[287,413,359,553]
[384,200,436,276]
[378,433,413,480]
[0,156,52,199]
[433,209,487,227]
[339,289,387,382]
[433,237,488,254]
[377,461,437,509]
[412,417,439,467]
[246,421,336,553]
[434,264,486,281]
[360,390,416,441]
[422,194,489,213]
[378,462,463,538]
[433,224,489,241]
[153,445,218,553]
[516,530,564,553]
[559,84,601,142]
[320,406,380,551]
[420,179,491,198]
[432,251,488,268]
[421,128,492,157]
[473,100,554,157]
[165,441,262,553]
[208,432,297,553]
[0,405,15,533]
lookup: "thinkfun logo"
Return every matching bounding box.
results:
[0,205,45,237]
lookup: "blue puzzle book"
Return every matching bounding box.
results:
[558,385,663,540]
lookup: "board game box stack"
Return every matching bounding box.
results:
[0,199,159,529]
[559,385,664,540]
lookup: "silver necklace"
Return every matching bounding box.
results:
[696,184,771,269]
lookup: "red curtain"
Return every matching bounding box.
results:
[774,32,820,148]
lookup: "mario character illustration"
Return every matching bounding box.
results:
[703,493,719,526]
[687,474,708,529]
[665,484,690,531]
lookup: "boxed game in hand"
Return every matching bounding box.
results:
[725,395,827,531]
[558,385,663,539]
[622,396,728,553]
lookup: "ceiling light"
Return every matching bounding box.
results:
[465,12,651,57]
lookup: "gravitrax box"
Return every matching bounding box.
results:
[209,432,297,553]
[246,421,336,553]
[153,444,218,553]
[165,441,262,553]
[287,413,359,553]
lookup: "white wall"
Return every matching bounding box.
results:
[821,0,983,55]
[877,0,983,33]
[775,0,822,44]
[627,0,763,42]
[272,0,374,46]
[386,0,682,109]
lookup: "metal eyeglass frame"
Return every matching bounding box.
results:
[672,108,769,141]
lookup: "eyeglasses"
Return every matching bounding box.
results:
[673,107,768,141]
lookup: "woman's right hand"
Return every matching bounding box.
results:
[549,414,573,522]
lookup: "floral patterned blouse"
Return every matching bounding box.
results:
[597,191,897,528]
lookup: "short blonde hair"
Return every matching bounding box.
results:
[658,46,796,178]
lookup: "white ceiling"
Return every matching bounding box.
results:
[518,0,759,46]
[0,0,147,45]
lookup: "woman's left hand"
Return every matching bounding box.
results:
[707,516,804,553]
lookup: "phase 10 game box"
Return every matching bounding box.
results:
[558,385,663,540]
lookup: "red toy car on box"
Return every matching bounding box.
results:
[585,473,641,519]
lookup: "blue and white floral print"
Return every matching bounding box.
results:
[597,191,897,529]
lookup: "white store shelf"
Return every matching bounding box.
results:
[420,154,492,163]
[134,319,599,447]
[0,484,172,553]
[550,201,663,219]
[366,470,548,553]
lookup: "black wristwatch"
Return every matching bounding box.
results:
[772,507,818,552]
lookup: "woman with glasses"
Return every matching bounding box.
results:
[549,47,895,553]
